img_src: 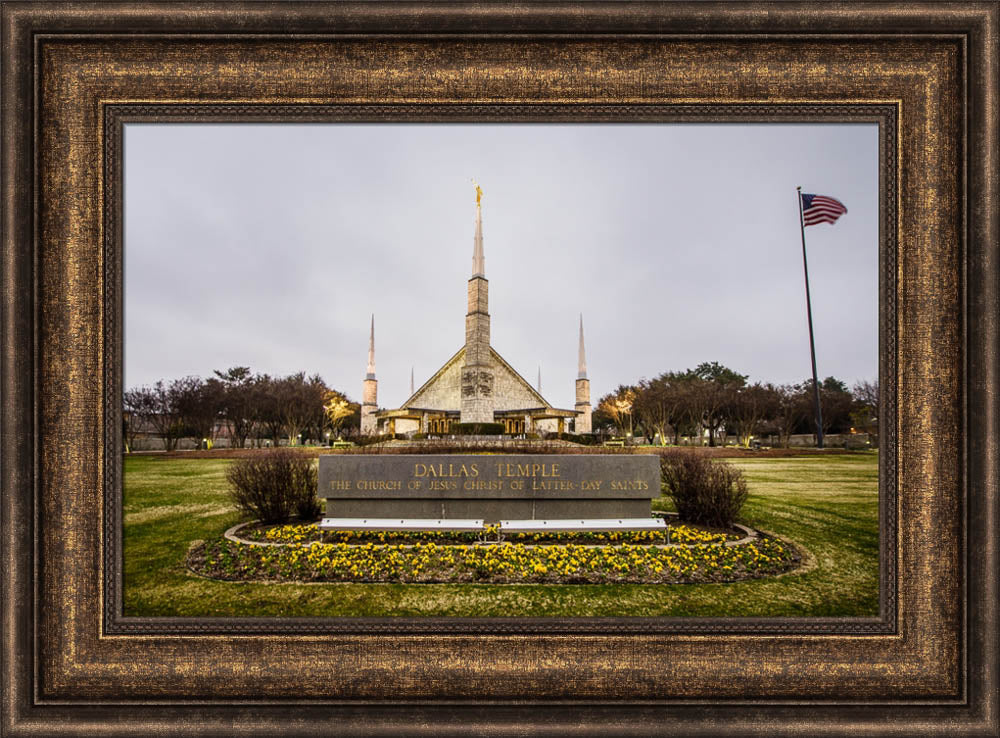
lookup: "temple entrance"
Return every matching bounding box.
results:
[429,417,452,434]
[502,418,525,434]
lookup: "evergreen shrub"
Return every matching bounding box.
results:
[355,434,393,447]
[452,422,506,435]
[548,432,599,445]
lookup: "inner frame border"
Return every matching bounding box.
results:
[102,102,898,637]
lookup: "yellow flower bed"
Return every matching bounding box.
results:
[194,534,794,585]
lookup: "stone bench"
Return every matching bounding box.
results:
[319,517,668,534]
[319,517,484,532]
[498,518,667,533]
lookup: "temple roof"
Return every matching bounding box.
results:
[393,344,550,413]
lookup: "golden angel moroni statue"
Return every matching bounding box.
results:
[473,180,483,206]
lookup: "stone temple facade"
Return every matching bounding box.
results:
[362,193,592,437]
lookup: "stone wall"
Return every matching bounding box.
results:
[575,377,592,433]
[464,277,490,364]
[394,418,420,434]
[409,351,464,409]
[360,376,377,435]
[407,347,550,414]
[535,418,559,433]
[490,352,547,411]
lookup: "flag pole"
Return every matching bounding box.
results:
[797,186,825,449]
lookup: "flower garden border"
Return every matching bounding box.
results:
[222,517,760,549]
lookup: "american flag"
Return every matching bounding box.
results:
[800,193,848,226]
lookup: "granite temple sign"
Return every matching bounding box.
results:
[318,454,659,522]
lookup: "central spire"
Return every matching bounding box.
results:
[578,314,588,379]
[461,183,494,424]
[471,181,485,277]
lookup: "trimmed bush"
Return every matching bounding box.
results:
[355,434,393,447]
[452,422,506,435]
[226,448,319,523]
[659,450,748,529]
[547,432,599,445]
[353,439,636,455]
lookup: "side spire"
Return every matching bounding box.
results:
[471,181,485,277]
[574,313,592,433]
[537,366,542,392]
[366,314,376,378]
[410,366,414,396]
[360,314,378,435]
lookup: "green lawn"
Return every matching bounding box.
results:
[122,451,879,618]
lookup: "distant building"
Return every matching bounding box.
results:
[361,190,591,436]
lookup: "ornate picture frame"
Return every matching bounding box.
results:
[2,3,996,735]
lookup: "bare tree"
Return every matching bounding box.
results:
[323,389,355,439]
[633,372,689,445]
[173,376,224,447]
[818,376,855,437]
[688,362,747,447]
[633,378,668,445]
[123,385,158,452]
[729,383,781,447]
[769,383,810,447]
[214,366,255,448]
[852,379,879,410]
[250,374,283,446]
[143,379,184,451]
[672,375,705,445]
[597,385,636,437]
[851,378,879,446]
[589,403,617,438]
[127,371,364,451]
[276,372,328,445]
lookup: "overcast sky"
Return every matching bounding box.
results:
[124,123,878,410]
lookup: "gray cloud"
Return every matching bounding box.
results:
[125,123,878,409]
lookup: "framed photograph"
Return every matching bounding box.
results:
[2,3,996,735]
[119,120,882,624]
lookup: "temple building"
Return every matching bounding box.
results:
[360,187,592,437]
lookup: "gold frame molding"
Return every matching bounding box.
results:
[2,3,996,735]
